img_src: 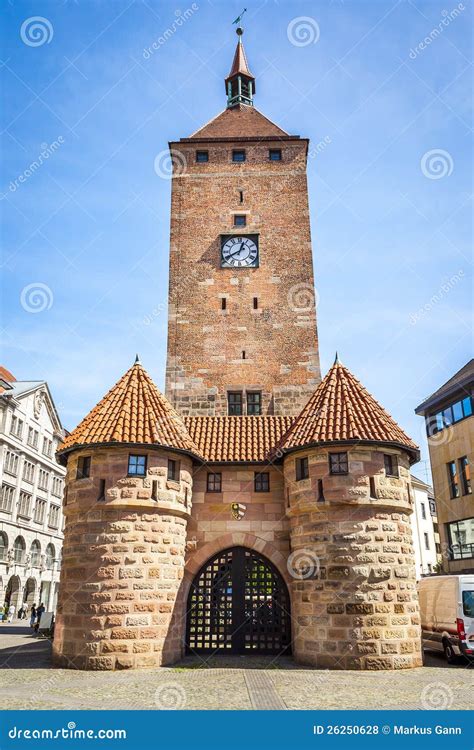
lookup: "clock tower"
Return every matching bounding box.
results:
[165,27,320,417]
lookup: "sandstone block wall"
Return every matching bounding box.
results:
[165,138,320,416]
[284,446,422,669]
[53,448,192,670]
[188,463,290,560]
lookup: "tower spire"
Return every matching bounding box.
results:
[225,25,255,108]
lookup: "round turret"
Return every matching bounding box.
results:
[281,360,422,670]
[52,361,200,670]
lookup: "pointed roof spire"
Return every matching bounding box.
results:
[58,362,203,459]
[334,351,340,365]
[134,353,141,364]
[225,26,255,107]
[278,360,419,460]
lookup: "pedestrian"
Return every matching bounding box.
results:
[34,602,45,633]
[29,604,37,628]
[7,603,15,623]
[18,605,24,620]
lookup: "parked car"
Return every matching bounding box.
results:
[418,574,474,663]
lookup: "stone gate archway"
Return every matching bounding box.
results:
[186,546,291,655]
[4,575,21,611]
[23,577,37,607]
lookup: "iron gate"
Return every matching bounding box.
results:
[186,546,291,655]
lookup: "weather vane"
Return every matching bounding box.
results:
[232,8,247,26]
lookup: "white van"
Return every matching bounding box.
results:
[418,574,474,663]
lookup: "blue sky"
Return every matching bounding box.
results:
[1,0,472,479]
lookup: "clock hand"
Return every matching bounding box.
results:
[229,243,246,258]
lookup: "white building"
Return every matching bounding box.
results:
[0,367,65,616]
[410,474,442,578]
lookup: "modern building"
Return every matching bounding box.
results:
[53,29,423,672]
[415,359,473,573]
[410,475,442,578]
[0,366,65,615]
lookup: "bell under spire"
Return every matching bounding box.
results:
[225,27,255,108]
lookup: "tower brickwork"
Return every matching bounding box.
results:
[165,31,320,417]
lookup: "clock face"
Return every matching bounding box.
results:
[221,235,259,268]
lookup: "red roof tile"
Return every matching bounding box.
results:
[279,360,418,456]
[59,361,203,458]
[184,416,294,463]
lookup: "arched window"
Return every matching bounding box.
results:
[30,540,41,567]
[45,543,55,569]
[13,536,26,564]
[0,532,8,561]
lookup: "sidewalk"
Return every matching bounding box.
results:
[0,624,471,710]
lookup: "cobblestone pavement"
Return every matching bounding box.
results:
[0,625,472,710]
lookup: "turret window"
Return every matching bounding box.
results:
[296,457,309,481]
[329,452,348,475]
[98,479,106,502]
[167,459,180,482]
[234,214,246,227]
[269,149,282,161]
[232,150,246,163]
[77,455,91,479]
[196,150,209,163]
[128,454,147,477]
[383,454,398,478]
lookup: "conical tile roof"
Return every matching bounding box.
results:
[279,360,418,457]
[226,37,254,80]
[58,361,203,458]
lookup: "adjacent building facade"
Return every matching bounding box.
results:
[0,367,65,614]
[415,360,473,573]
[410,475,442,578]
[53,29,423,672]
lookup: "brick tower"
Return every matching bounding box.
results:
[165,27,320,417]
